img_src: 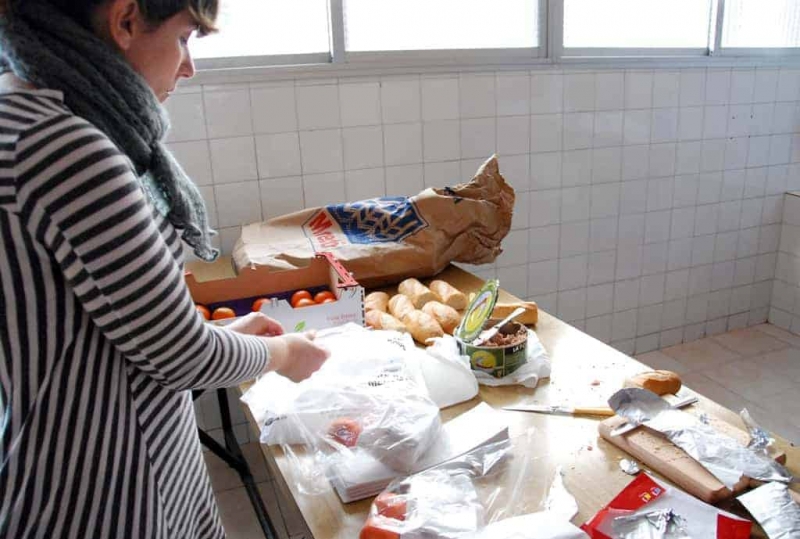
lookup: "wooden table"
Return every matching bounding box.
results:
[239,266,799,538]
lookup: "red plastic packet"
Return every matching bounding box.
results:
[581,474,751,539]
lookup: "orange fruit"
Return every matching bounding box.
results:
[314,290,336,303]
[293,298,315,308]
[195,304,211,320]
[252,297,270,312]
[290,290,312,307]
[211,307,236,320]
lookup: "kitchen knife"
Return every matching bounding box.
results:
[502,404,617,417]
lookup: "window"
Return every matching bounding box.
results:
[722,0,800,48]
[191,0,330,60]
[563,0,713,50]
[343,0,539,52]
[188,0,800,69]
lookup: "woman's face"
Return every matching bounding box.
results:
[109,5,199,102]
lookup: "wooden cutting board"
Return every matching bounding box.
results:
[599,414,787,504]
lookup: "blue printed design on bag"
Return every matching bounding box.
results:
[326,197,428,244]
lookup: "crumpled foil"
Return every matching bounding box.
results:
[620,459,641,475]
[740,408,774,455]
[609,388,794,489]
[738,482,800,539]
[612,509,691,539]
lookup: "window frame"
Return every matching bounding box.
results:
[712,0,800,56]
[191,0,800,79]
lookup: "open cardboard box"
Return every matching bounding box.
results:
[185,252,364,333]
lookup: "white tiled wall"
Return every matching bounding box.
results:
[168,67,800,361]
[769,192,800,334]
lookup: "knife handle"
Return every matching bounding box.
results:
[573,406,616,417]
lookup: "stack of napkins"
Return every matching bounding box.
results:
[329,402,509,503]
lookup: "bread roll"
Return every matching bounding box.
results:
[492,301,538,326]
[624,370,682,396]
[388,294,415,320]
[402,310,444,346]
[366,310,408,333]
[421,301,461,334]
[365,291,389,312]
[429,280,468,310]
[398,278,440,309]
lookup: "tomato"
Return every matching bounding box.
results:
[314,290,336,303]
[374,491,408,520]
[293,298,315,308]
[290,290,312,307]
[252,297,270,312]
[320,297,336,304]
[195,304,211,320]
[328,417,362,447]
[211,307,236,320]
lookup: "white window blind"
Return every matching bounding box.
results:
[343,0,538,52]
[723,0,800,48]
[564,0,713,49]
[191,0,330,59]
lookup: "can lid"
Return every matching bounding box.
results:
[456,279,499,343]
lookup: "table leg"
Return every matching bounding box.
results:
[194,389,280,539]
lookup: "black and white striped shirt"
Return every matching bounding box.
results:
[0,86,270,538]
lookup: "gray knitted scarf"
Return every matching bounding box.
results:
[0,0,219,261]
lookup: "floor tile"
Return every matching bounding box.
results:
[680,372,752,412]
[205,442,272,493]
[216,482,299,539]
[710,327,790,357]
[697,358,797,403]
[634,351,692,375]
[737,398,800,446]
[752,323,800,348]
[660,338,742,372]
[751,347,800,383]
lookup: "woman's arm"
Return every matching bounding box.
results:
[13,113,323,389]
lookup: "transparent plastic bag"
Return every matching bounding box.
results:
[240,324,441,489]
[360,432,588,539]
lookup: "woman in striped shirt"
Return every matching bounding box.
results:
[0,1,329,537]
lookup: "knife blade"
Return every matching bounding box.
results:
[502,404,617,417]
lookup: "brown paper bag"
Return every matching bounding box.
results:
[232,155,515,287]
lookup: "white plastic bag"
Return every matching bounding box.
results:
[429,330,551,389]
[240,324,441,474]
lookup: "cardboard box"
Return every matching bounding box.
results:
[185,252,364,332]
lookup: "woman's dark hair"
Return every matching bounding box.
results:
[1,0,218,35]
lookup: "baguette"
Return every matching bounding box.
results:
[388,294,415,321]
[364,291,389,312]
[492,301,538,326]
[624,370,682,396]
[428,280,468,310]
[402,310,444,346]
[421,301,461,334]
[365,310,408,333]
[398,278,440,309]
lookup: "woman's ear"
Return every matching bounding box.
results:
[104,0,143,51]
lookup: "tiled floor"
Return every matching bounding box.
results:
[205,442,311,539]
[210,322,800,539]
[636,323,800,446]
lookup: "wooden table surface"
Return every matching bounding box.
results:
[239,266,799,538]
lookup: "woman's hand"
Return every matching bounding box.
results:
[226,312,284,337]
[265,331,329,382]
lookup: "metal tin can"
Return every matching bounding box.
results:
[459,319,528,378]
